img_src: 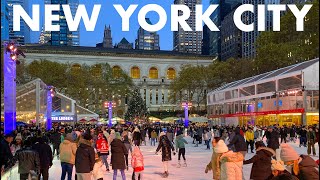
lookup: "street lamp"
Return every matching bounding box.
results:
[104,101,116,127]
[46,86,56,131]
[181,102,192,127]
[3,42,25,134]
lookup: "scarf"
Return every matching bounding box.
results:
[285,159,300,176]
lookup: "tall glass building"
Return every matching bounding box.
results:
[1,0,9,42]
[7,0,30,44]
[135,18,160,50]
[44,0,80,46]
[173,0,202,54]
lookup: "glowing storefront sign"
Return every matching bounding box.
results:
[52,116,74,121]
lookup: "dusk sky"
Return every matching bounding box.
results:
[29,0,210,50]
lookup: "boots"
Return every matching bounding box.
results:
[183,160,187,167]
[177,160,181,168]
[162,171,169,178]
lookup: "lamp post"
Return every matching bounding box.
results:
[182,102,192,127]
[3,42,25,134]
[46,86,55,131]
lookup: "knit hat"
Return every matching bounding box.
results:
[268,126,274,130]
[83,133,93,141]
[65,133,73,141]
[214,140,229,153]
[271,159,285,171]
[15,133,23,140]
[280,144,299,162]
[255,141,265,149]
[115,132,121,140]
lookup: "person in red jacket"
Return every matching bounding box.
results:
[131,146,144,180]
[96,132,110,171]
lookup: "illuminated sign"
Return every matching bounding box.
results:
[52,116,74,121]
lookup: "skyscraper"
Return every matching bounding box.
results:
[242,0,280,58]
[135,18,160,50]
[173,0,202,54]
[221,8,242,61]
[209,0,241,59]
[103,25,113,48]
[44,0,80,46]
[1,0,9,42]
[202,25,211,55]
[7,0,30,44]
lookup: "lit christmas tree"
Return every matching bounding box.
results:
[124,88,148,123]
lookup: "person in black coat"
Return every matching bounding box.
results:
[50,130,61,157]
[244,141,276,180]
[228,127,247,157]
[156,132,175,178]
[132,127,142,146]
[111,133,128,180]
[32,136,53,180]
[0,133,14,174]
[280,126,287,143]
[75,133,95,180]
[299,126,307,147]
[267,126,280,153]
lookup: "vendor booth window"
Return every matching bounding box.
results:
[149,67,158,79]
[131,66,140,79]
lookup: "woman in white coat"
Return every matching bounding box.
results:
[214,140,244,180]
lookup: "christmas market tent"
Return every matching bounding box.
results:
[189,117,209,123]
[161,117,179,123]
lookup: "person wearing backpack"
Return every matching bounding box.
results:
[96,132,110,172]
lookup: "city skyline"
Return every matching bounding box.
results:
[25,0,210,50]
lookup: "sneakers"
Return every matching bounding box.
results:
[177,160,181,168]
[162,171,169,178]
[183,160,187,167]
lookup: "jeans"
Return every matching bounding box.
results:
[113,169,126,180]
[61,162,73,180]
[205,139,211,149]
[151,138,156,146]
[100,154,109,169]
[300,137,307,147]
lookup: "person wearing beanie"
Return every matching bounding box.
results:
[175,130,188,168]
[269,160,299,180]
[110,131,128,180]
[156,132,175,178]
[243,141,275,180]
[280,144,319,180]
[11,133,23,155]
[205,137,223,180]
[75,133,95,180]
[59,133,77,180]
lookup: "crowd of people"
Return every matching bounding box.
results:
[0,123,319,180]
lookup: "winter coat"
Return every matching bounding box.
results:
[266,170,299,180]
[32,142,53,169]
[0,138,14,169]
[15,147,41,174]
[290,128,296,137]
[92,159,104,180]
[111,138,128,170]
[156,135,175,162]
[280,128,288,137]
[219,151,244,180]
[175,135,188,149]
[206,151,222,180]
[245,131,254,141]
[133,131,142,141]
[267,131,280,150]
[75,140,95,173]
[131,148,144,172]
[166,132,174,142]
[295,155,319,180]
[50,132,61,146]
[59,139,77,165]
[243,147,275,180]
[228,128,247,152]
[307,131,316,143]
[151,131,157,139]
[300,129,307,138]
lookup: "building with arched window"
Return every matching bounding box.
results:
[167,68,176,80]
[112,66,121,78]
[131,66,140,79]
[22,46,213,112]
[149,67,158,79]
[71,64,81,71]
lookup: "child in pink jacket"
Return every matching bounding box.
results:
[131,146,144,180]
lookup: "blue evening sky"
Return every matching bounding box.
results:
[29,0,210,50]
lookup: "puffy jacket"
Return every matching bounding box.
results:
[243,147,275,180]
[111,139,128,170]
[296,155,319,180]
[175,135,188,149]
[92,159,104,180]
[220,151,244,180]
[151,131,157,139]
[131,147,144,172]
[60,139,77,165]
[206,151,222,180]
[228,128,247,152]
[245,131,254,141]
[15,147,40,174]
[75,140,95,173]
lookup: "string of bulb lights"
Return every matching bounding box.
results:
[5,42,26,64]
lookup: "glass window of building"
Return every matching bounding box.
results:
[167,68,176,80]
[149,67,158,79]
[112,66,121,78]
[131,66,140,79]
